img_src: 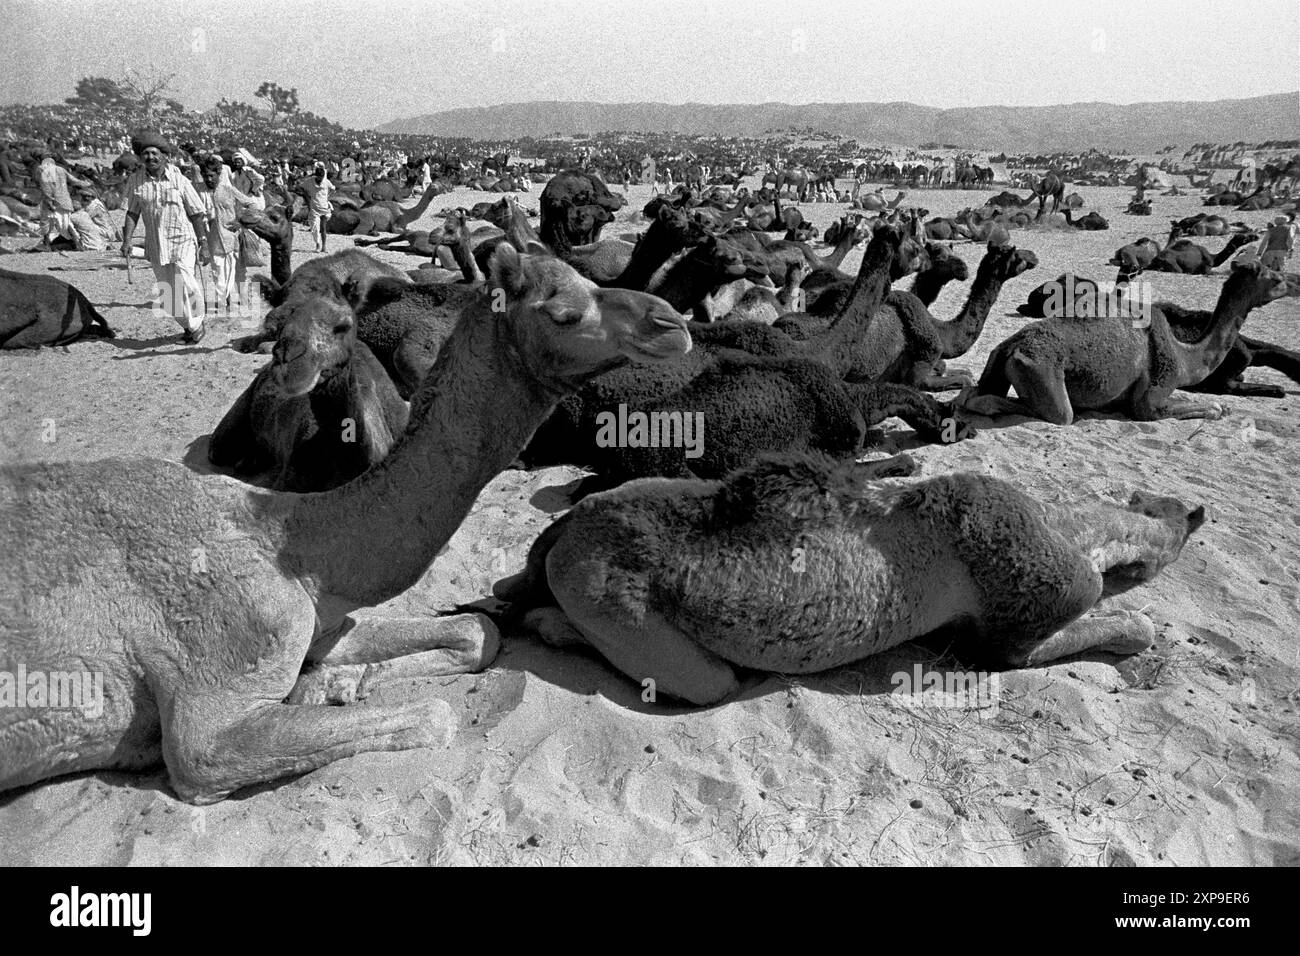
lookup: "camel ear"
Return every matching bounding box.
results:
[1186,506,1206,534]
[488,241,527,296]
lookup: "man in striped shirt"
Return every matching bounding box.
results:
[120,133,210,343]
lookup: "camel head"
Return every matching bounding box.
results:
[979,243,1039,281]
[485,245,691,387]
[266,274,361,398]
[920,242,970,283]
[1225,260,1294,307]
[1105,491,1206,589]
[238,204,293,246]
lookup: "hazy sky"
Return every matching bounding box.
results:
[2,0,1297,129]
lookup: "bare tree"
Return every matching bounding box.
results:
[120,67,179,125]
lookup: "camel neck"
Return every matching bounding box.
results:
[612,220,676,290]
[1169,272,1259,381]
[821,229,858,270]
[269,235,292,287]
[809,241,891,377]
[909,268,952,307]
[279,303,561,607]
[935,261,1006,359]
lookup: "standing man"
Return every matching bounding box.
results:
[196,155,256,317]
[306,162,333,253]
[120,129,210,344]
[1260,214,1295,271]
[35,150,90,250]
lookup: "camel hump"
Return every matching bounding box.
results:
[712,451,860,525]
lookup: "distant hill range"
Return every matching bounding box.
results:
[377,92,1299,153]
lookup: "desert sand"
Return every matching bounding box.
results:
[1,180,1297,866]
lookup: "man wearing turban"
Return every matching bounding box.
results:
[120,129,211,343]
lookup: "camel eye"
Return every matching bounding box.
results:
[333,321,352,335]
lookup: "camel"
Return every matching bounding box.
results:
[237,205,294,290]
[208,270,409,491]
[962,262,1295,425]
[233,249,409,353]
[1147,232,1258,275]
[1015,272,1300,398]
[762,166,813,202]
[1,268,114,348]
[327,183,441,237]
[780,243,1038,390]
[495,452,1203,705]
[856,189,906,213]
[521,226,970,473]
[1029,172,1066,220]
[714,260,810,325]
[539,169,625,253]
[0,245,692,803]
[984,191,1033,208]
[1170,214,1245,237]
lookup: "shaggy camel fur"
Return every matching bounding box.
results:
[964,262,1295,424]
[1,268,114,348]
[0,246,691,802]
[496,453,1203,705]
[208,270,409,491]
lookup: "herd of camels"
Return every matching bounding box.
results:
[2,159,1297,804]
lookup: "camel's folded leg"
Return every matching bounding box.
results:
[853,453,918,479]
[306,610,500,669]
[547,547,738,706]
[1010,609,1155,668]
[908,360,975,392]
[849,382,975,442]
[162,690,456,804]
[1152,397,1227,420]
[518,605,589,648]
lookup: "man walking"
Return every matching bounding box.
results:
[306,162,333,253]
[120,129,210,344]
[196,155,257,317]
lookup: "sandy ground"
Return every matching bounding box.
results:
[1,181,1298,866]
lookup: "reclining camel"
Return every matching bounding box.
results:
[962,262,1296,424]
[0,245,691,803]
[496,452,1203,705]
[1,268,114,348]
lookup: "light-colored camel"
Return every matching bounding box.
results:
[963,262,1295,424]
[0,246,692,803]
[496,452,1203,705]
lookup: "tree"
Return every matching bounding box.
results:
[120,67,179,124]
[255,82,299,123]
[65,76,133,111]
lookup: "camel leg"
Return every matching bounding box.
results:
[547,546,739,705]
[518,605,589,648]
[1135,385,1227,421]
[907,359,975,391]
[160,689,456,804]
[1009,609,1155,667]
[1001,352,1074,424]
[851,382,975,442]
[305,609,500,671]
